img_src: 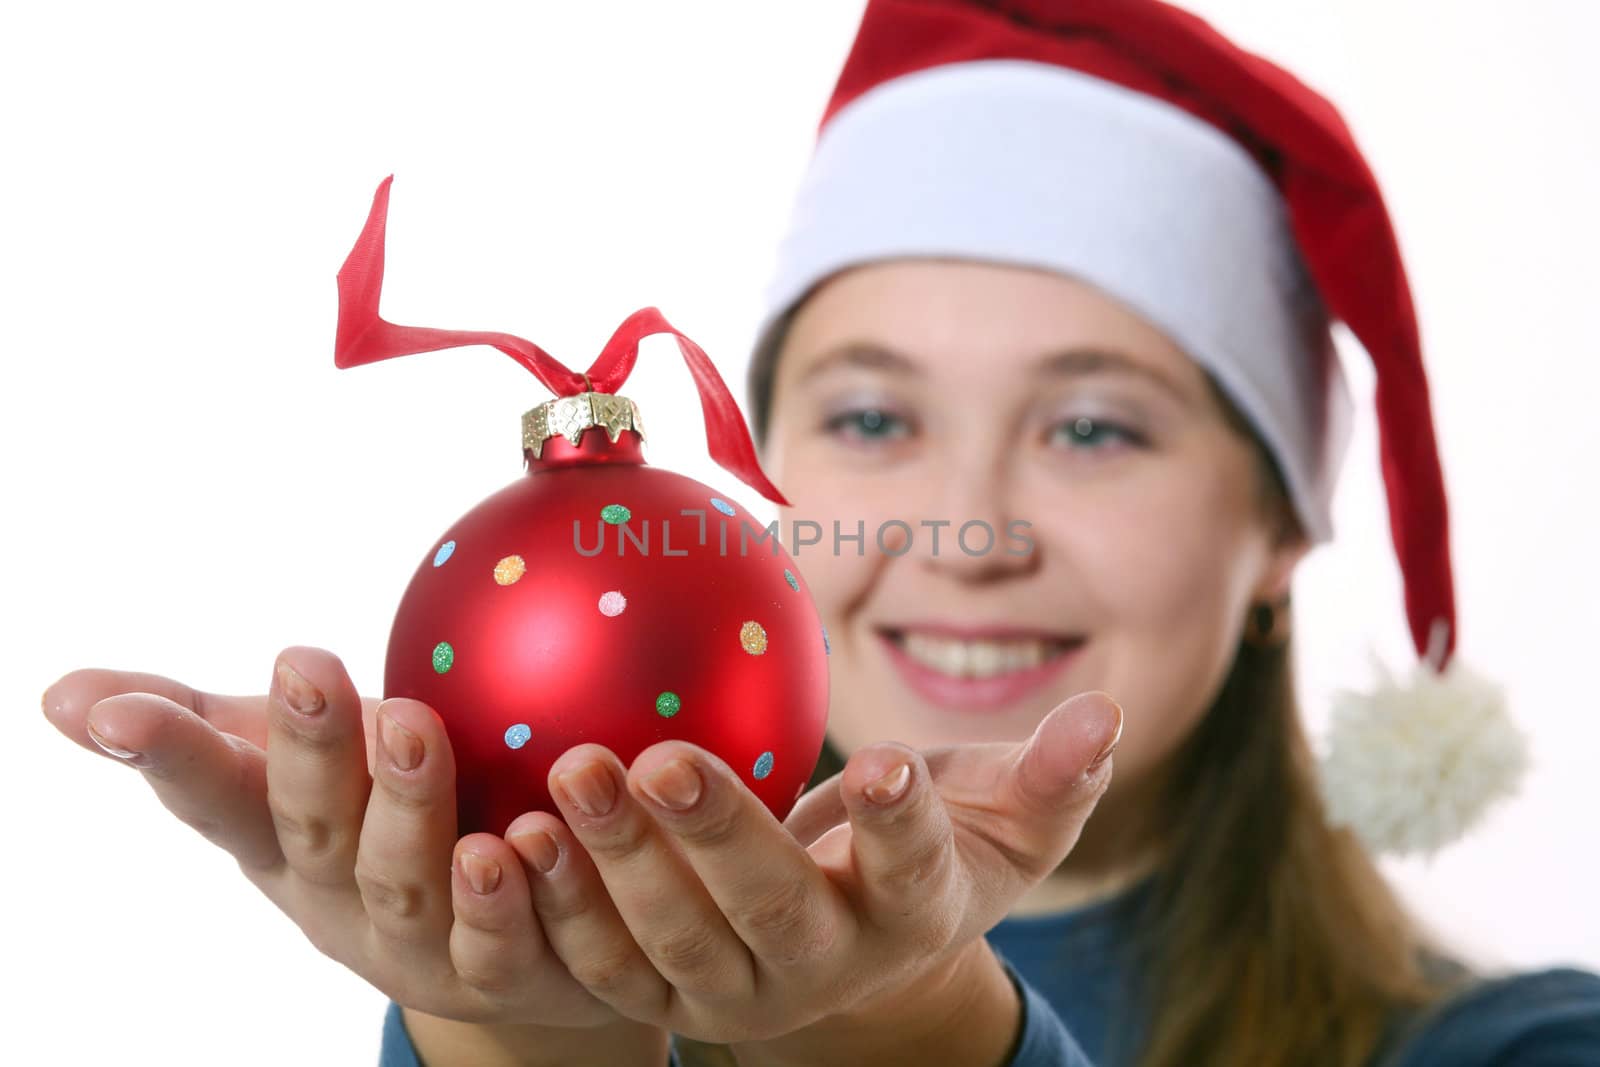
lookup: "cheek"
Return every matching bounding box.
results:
[1070,478,1257,621]
[770,445,929,624]
[772,451,948,752]
[1041,459,1265,772]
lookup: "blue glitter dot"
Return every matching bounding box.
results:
[710,497,736,517]
[753,751,775,780]
[784,569,799,592]
[504,723,532,750]
[822,626,830,655]
[433,540,456,567]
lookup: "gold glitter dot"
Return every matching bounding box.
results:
[739,620,768,655]
[494,554,526,585]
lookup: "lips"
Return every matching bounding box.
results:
[876,626,1085,712]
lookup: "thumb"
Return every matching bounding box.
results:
[1010,690,1123,831]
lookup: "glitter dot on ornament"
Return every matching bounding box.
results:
[656,691,681,718]
[739,620,768,655]
[433,540,456,567]
[598,590,627,617]
[822,626,830,655]
[710,497,736,517]
[601,504,631,525]
[753,751,774,780]
[494,554,526,585]
[784,569,799,592]
[432,641,454,674]
[504,723,532,750]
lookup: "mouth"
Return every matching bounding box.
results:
[875,626,1086,712]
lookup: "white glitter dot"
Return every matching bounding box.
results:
[598,590,627,617]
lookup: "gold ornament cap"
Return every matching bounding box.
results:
[521,390,647,459]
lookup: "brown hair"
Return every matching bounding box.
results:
[735,307,1477,1067]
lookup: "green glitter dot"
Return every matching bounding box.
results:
[432,641,454,674]
[601,503,632,525]
[784,569,799,591]
[656,691,681,718]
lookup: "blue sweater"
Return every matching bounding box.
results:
[379,875,1600,1065]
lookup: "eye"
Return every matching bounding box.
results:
[823,407,912,443]
[1048,415,1144,451]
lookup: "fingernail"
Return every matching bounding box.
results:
[864,762,911,805]
[517,829,560,874]
[1087,703,1124,771]
[460,852,501,895]
[379,711,422,772]
[276,660,324,715]
[557,762,616,817]
[638,759,703,812]
[85,719,149,767]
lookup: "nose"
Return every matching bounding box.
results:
[906,448,1039,582]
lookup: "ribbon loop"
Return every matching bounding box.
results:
[334,176,588,396]
[585,308,790,506]
[333,178,789,506]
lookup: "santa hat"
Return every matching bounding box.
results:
[756,0,1528,857]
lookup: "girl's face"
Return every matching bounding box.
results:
[762,260,1307,787]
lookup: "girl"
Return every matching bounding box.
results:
[43,1,1600,1064]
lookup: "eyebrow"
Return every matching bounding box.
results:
[796,341,1193,404]
[1034,347,1193,405]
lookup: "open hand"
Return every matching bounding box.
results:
[515,690,1123,1044]
[41,647,626,1028]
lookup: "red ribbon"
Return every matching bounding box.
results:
[335,176,789,506]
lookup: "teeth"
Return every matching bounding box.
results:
[900,632,1061,679]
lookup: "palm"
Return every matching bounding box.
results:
[790,737,1079,935]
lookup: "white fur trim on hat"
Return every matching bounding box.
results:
[760,58,1353,542]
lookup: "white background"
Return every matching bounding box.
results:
[5,1,1597,1063]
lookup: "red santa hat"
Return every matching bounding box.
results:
[757,0,1528,857]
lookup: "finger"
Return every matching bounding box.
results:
[447,833,540,998]
[265,647,372,890]
[1003,692,1122,856]
[44,668,271,752]
[548,744,752,1005]
[447,830,616,1025]
[922,691,1122,901]
[508,810,670,1019]
[783,771,847,848]
[839,743,962,946]
[83,693,284,873]
[629,742,847,975]
[355,698,458,958]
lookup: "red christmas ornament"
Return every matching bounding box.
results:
[334,177,830,838]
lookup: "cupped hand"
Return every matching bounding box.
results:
[511,690,1123,1045]
[40,647,625,1028]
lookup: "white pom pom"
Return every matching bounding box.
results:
[1317,645,1530,858]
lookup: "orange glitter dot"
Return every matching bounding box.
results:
[494,555,526,585]
[739,620,768,655]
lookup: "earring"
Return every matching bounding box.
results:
[1244,594,1292,648]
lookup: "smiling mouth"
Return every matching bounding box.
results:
[878,628,1084,679]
